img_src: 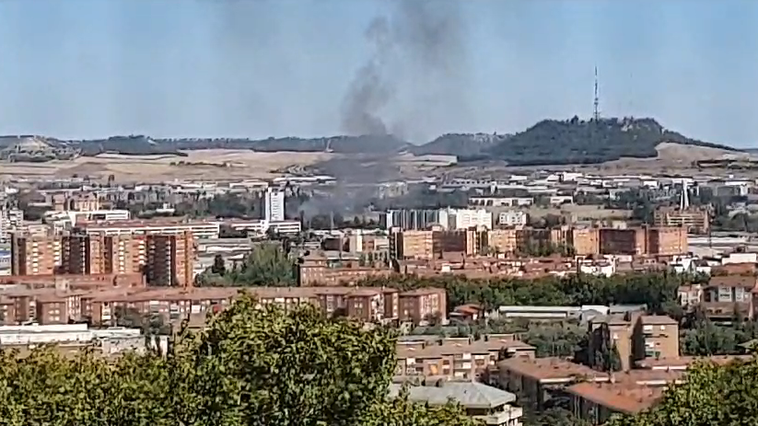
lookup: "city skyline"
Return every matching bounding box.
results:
[1,0,758,146]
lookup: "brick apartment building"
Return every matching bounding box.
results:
[398,288,447,324]
[11,234,61,276]
[297,252,393,286]
[573,226,687,257]
[390,226,686,260]
[588,313,679,372]
[0,284,448,327]
[12,230,195,287]
[61,234,144,275]
[145,231,194,288]
[389,229,484,260]
[0,273,144,290]
[680,274,758,322]
[396,334,535,381]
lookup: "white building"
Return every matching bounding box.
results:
[0,208,23,243]
[264,188,285,222]
[85,221,220,239]
[498,210,528,227]
[469,197,534,207]
[0,323,140,346]
[388,382,523,426]
[221,219,301,236]
[447,208,492,230]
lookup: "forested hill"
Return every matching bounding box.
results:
[480,117,739,166]
[407,133,508,157]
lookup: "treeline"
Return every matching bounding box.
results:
[0,294,475,426]
[359,273,684,315]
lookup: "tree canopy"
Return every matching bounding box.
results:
[196,243,296,287]
[359,272,685,315]
[608,356,758,426]
[0,293,475,425]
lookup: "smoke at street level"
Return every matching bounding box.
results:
[340,0,471,143]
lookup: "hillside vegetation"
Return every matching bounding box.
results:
[480,117,738,166]
[408,133,507,157]
[0,117,738,166]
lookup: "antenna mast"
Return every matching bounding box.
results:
[593,66,600,121]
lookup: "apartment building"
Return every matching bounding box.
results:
[382,208,492,231]
[0,208,23,243]
[398,288,447,324]
[10,234,61,276]
[0,273,144,289]
[382,209,447,231]
[391,230,435,259]
[448,209,493,230]
[0,285,445,327]
[573,226,687,257]
[390,230,469,259]
[566,369,684,424]
[297,252,392,286]
[702,275,757,321]
[485,229,520,254]
[389,381,524,426]
[573,228,600,256]
[483,228,564,256]
[50,191,102,212]
[396,335,535,381]
[57,232,148,277]
[498,210,528,227]
[496,357,609,408]
[81,219,219,240]
[145,231,195,288]
[588,313,679,372]
[634,316,679,360]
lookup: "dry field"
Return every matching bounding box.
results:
[570,142,755,176]
[0,150,334,183]
[436,142,758,179]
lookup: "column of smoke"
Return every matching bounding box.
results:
[302,0,470,219]
[340,0,470,142]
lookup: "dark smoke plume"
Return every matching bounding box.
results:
[340,0,470,142]
[341,17,393,136]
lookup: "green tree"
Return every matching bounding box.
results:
[233,243,296,286]
[524,407,591,426]
[608,357,758,426]
[197,243,297,287]
[0,293,475,425]
[211,254,227,276]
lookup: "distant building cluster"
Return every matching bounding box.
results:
[386,225,687,260]
[0,278,446,328]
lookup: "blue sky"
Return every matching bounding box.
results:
[0,0,757,146]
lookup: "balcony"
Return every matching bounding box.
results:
[475,406,524,426]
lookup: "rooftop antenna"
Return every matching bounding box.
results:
[593,66,600,121]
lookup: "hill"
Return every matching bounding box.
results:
[0,135,76,162]
[408,133,507,157]
[155,135,409,155]
[0,117,738,167]
[78,135,186,157]
[477,117,739,166]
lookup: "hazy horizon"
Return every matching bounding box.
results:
[1,0,758,146]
